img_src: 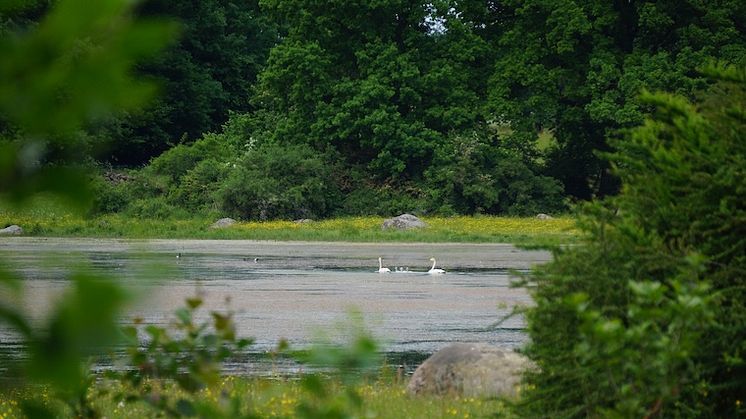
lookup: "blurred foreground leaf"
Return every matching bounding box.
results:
[0,0,175,416]
[0,0,177,205]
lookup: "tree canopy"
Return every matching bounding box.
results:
[100,0,277,164]
[2,0,745,216]
[487,0,746,198]
[253,0,491,182]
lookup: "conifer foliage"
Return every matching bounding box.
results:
[519,65,745,417]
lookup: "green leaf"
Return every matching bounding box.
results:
[175,307,192,325]
[186,297,203,309]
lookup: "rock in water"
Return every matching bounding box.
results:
[0,225,23,235]
[381,214,427,230]
[407,343,533,398]
[210,218,236,229]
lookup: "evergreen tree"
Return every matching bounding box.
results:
[519,65,746,417]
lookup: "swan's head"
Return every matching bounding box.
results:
[430,258,435,262]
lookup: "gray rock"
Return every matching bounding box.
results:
[407,343,533,398]
[210,218,236,229]
[0,225,23,235]
[294,218,313,224]
[536,213,553,220]
[382,213,427,230]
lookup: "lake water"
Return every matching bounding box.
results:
[0,238,550,374]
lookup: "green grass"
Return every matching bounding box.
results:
[0,377,515,418]
[0,197,578,245]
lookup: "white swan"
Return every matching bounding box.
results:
[377,257,391,273]
[428,258,446,274]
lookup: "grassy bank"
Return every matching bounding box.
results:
[1,199,577,245]
[0,377,513,418]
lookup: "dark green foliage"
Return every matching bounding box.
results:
[11,0,744,216]
[338,182,427,217]
[100,0,277,164]
[126,196,189,219]
[254,0,491,181]
[149,131,235,183]
[220,142,339,220]
[0,0,175,207]
[0,2,174,416]
[169,158,229,211]
[425,133,565,215]
[89,176,131,215]
[519,67,746,417]
[488,0,746,199]
[94,115,249,215]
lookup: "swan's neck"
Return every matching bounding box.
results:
[379,258,383,269]
[431,259,436,270]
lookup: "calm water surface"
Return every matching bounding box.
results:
[0,238,551,373]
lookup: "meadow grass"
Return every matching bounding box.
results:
[0,376,514,419]
[0,197,577,245]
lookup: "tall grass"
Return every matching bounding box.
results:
[0,198,577,245]
[1,198,576,244]
[0,377,514,419]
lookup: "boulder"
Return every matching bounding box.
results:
[0,225,23,235]
[407,343,533,398]
[294,218,313,224]
[382,214,427,230]
[210,218,236,229]
[536,213,553,220]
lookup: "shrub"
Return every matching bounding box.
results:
[425,133,566,216]
[518,66,746,418]
[149,132,235,182]
[219,143,339,220]
[126,170,170,200]
[167,158,229,211]
[126,196,187,219]
[337,180,428,216]
[89,176,130,215]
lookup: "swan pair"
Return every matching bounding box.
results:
[377,257,445,274]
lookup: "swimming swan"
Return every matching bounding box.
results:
[428,258,446,274]
[377,257,391,273]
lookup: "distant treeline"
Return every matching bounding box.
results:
[3,1,745,220]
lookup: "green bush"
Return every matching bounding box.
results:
[89,176,130,215]
[126,196,188,220]
[126,170,170,200]
[167,158,229,211]
[219,143,339,220]
[149,132,235,182]
[425,133,566,215]
[337,179,428,216]
[518,66,746,418]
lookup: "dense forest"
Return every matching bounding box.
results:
[3,0,745,221]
